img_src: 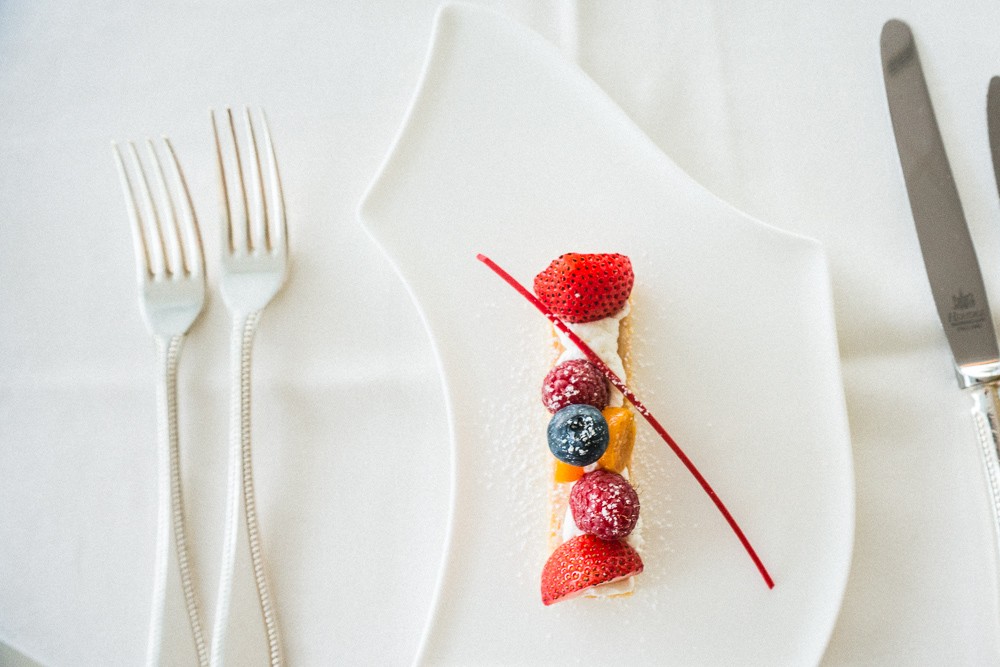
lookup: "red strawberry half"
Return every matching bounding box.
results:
[533,253,634,323]
[540,534,644,605]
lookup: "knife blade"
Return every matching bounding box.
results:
[881,19,1000,381]
[881,18,1000,565]
[989,76,1000,201]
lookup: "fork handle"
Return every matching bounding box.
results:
[970,382,1000,562]
[212,312,283,667]
[147,335,209,667]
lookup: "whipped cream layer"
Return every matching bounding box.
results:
[554,302,629,406]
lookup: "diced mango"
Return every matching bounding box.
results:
[598,406,635,473]
[553,459,585,483]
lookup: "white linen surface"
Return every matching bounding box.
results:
[2,0,999,664]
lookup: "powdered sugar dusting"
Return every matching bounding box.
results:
[476,309,550,587]
[625,291,676,596]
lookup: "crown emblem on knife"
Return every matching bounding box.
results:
[953,290,977,310]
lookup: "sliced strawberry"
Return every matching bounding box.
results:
[533,253,634,323]
[540,534,643,605]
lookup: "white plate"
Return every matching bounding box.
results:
[358,4,854,664]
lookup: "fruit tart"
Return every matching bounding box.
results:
[478,251,773,603]
[534,253,644,605]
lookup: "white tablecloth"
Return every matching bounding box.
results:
[3,0,1000,663]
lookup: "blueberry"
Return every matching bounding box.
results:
[547,404,609,467]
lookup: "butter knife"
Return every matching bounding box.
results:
[989,76,1000,199]
[881,19,1000,551]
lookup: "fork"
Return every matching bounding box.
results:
[113,139,210,667]
[209,107,287,667]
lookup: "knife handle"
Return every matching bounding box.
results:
[969,382,1000,545]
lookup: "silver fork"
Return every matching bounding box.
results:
[209,108,287,667]
[113,139,210,667]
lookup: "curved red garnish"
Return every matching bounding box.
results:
[477,253,774,589]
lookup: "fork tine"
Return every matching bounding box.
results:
[212,109,242,254]
[227,107,252,252]
[135,141,170,277]
[163,137,205,276]
[146,139,185,277]
[128,141,169,277]
[112,142,154,281]
[260,109,287,253]
[243,107,270,252]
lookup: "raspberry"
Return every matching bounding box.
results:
[541,359,609,413]
[570,470,640,540]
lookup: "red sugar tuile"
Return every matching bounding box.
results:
[477,253,774,589]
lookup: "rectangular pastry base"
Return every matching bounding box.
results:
[545,308,637,599]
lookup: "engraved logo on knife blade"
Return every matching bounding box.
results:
[950,290,988,331]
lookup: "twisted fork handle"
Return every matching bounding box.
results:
[212,313,282,667]
[970,383,1000,562]
[147,335,209,667]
